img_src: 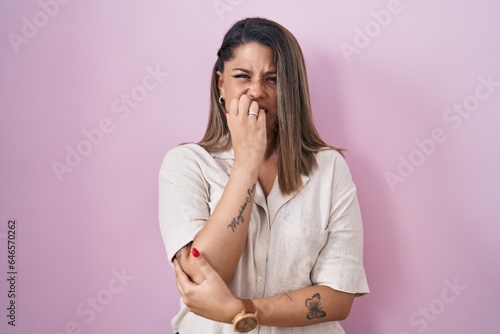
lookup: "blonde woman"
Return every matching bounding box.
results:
[159,17,369,333]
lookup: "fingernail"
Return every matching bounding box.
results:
[191,248,200,258]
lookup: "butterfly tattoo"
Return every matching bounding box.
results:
[305,293,327,319]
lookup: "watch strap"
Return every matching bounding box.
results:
[232,298,259,332]
[240,299,256,313]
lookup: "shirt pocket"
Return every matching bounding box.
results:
[268,220,328,295]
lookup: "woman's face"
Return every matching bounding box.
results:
[217,42,278,136]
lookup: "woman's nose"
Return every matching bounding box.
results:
[247,81,265,100]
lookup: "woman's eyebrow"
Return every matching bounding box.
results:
[232,68,251,73]
[232,68,277,75]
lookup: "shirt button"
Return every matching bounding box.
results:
[256,275,262,282]
[261,239,267,245]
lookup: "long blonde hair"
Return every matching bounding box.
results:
[198,17,342,195]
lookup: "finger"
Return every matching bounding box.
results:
[172,260,185,295]
[173,259,194,290]
[248,101,259,117]
[257,109,266,126]
[191,249,221,282]
[175,274,184,295]
[172,259,182,280]
[228,98,239,117]
[238,95,252,118]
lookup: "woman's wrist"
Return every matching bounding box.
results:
[231,161,260,181]
[224,296,245,324]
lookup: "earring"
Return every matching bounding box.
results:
[218,95,225,104]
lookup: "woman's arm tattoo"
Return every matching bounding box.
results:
[227,184,255,232]
[175,242,193,263]
[305,293,327,320]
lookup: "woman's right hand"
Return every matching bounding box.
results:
[226,95,267,171]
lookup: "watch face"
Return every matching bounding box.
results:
[235,315,258,332]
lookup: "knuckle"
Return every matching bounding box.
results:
[184,287,196,299]
[183,299,193,309]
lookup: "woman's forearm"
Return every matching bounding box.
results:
[252,285,355,327]
[178,162,259,284]
[174,251,356,328]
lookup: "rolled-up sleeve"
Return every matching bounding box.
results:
[158,145,210,264]
[311,155,369,296]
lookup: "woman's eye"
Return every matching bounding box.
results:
[233,74,250,79]
[267,77,277,83]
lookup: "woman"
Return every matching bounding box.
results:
[159,17,369,333]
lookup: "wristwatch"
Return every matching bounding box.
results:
[232,298,258,332]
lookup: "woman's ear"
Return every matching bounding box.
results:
[217,70,225,97]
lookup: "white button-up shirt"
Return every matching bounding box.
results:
[159,144,369,334]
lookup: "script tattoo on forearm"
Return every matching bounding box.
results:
[305,293,327,320]
[227,184,255,232]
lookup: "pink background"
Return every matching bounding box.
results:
[1,1,499,333]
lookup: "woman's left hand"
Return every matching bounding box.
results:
[173,249,242,323]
